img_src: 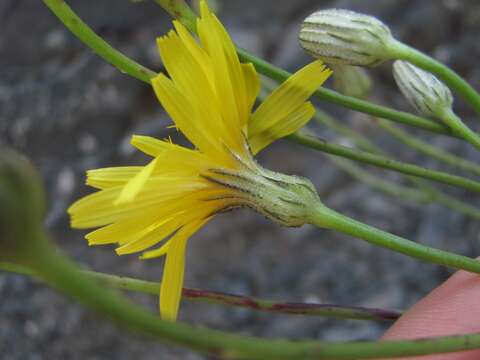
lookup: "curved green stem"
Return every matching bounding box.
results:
[394,41,480,116]
[9,236,480,360]
[289,132,480,193]
[309,204,480,274]
[326,156,430,203]
[43,0,156,82]
[0,262,400,322]
[377,118,480,177]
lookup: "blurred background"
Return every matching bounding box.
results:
[2,0,480,359]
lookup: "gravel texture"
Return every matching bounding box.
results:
[2,0,480,359]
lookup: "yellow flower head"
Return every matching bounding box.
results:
[68,0,331,321]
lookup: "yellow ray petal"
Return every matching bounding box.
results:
[152,74,212,153]
[248,60,332,153]
[241,63,260,116]
[115,157,159,204]
[132,202,221,257]
[141,241,170,260]
[249,102,315,154]
[197,1,247,151]
[86,167,142,190]
[172,20,215,91]
[157,219,209,321]
[131,135,172,157]
[157,30,227,150]
[85,213,159,245]
[115,216,182,255]
[69,178,206,228]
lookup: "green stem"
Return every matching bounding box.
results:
[153,0,197,31]
[394,41,480,117]
[314,113,480,220]
[43,0,156,83]
[328,157,430,204]
[313,108,382,154]
[435,192,480,220]
[441,109,480,150]
[9,238,480,359]
[0,262,400,322]
[309,204,480,274]
[377,118,480,177]
[289,132,480,193]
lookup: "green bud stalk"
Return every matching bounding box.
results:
[392,60,480,150]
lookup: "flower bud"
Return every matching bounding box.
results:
[393,60,453,118]
[299,9,396,66]
[202,159,321,228]
[332,65,372,99]
[0,149,47,264]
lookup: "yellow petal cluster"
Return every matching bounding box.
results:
[68,0,331,321]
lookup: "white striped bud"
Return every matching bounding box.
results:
[393,60,453,118]
[299,9,396,66]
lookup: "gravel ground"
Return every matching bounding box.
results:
[2,0,480,359]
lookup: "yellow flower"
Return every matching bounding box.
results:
[68,0,331,321]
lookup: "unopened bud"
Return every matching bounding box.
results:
[0,149,46,264]
[332,65,372,99]
[299,9,396,66]
[202,159,321,228]
[393,60,453,118]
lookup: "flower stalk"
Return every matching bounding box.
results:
[288,132,480,193]
[0,262,401,322]
[391,41,480,117]
[8,245,480,360]
[313,113,480,220]
[392,60,480,150]
[308,204,480,274]
[440,108,480,150]
[377,118,480,177]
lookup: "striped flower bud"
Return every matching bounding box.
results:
[299,9,396,66]
[332,65,372,99]
[393,60,453,118]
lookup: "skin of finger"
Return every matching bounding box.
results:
[381,270,480,359]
